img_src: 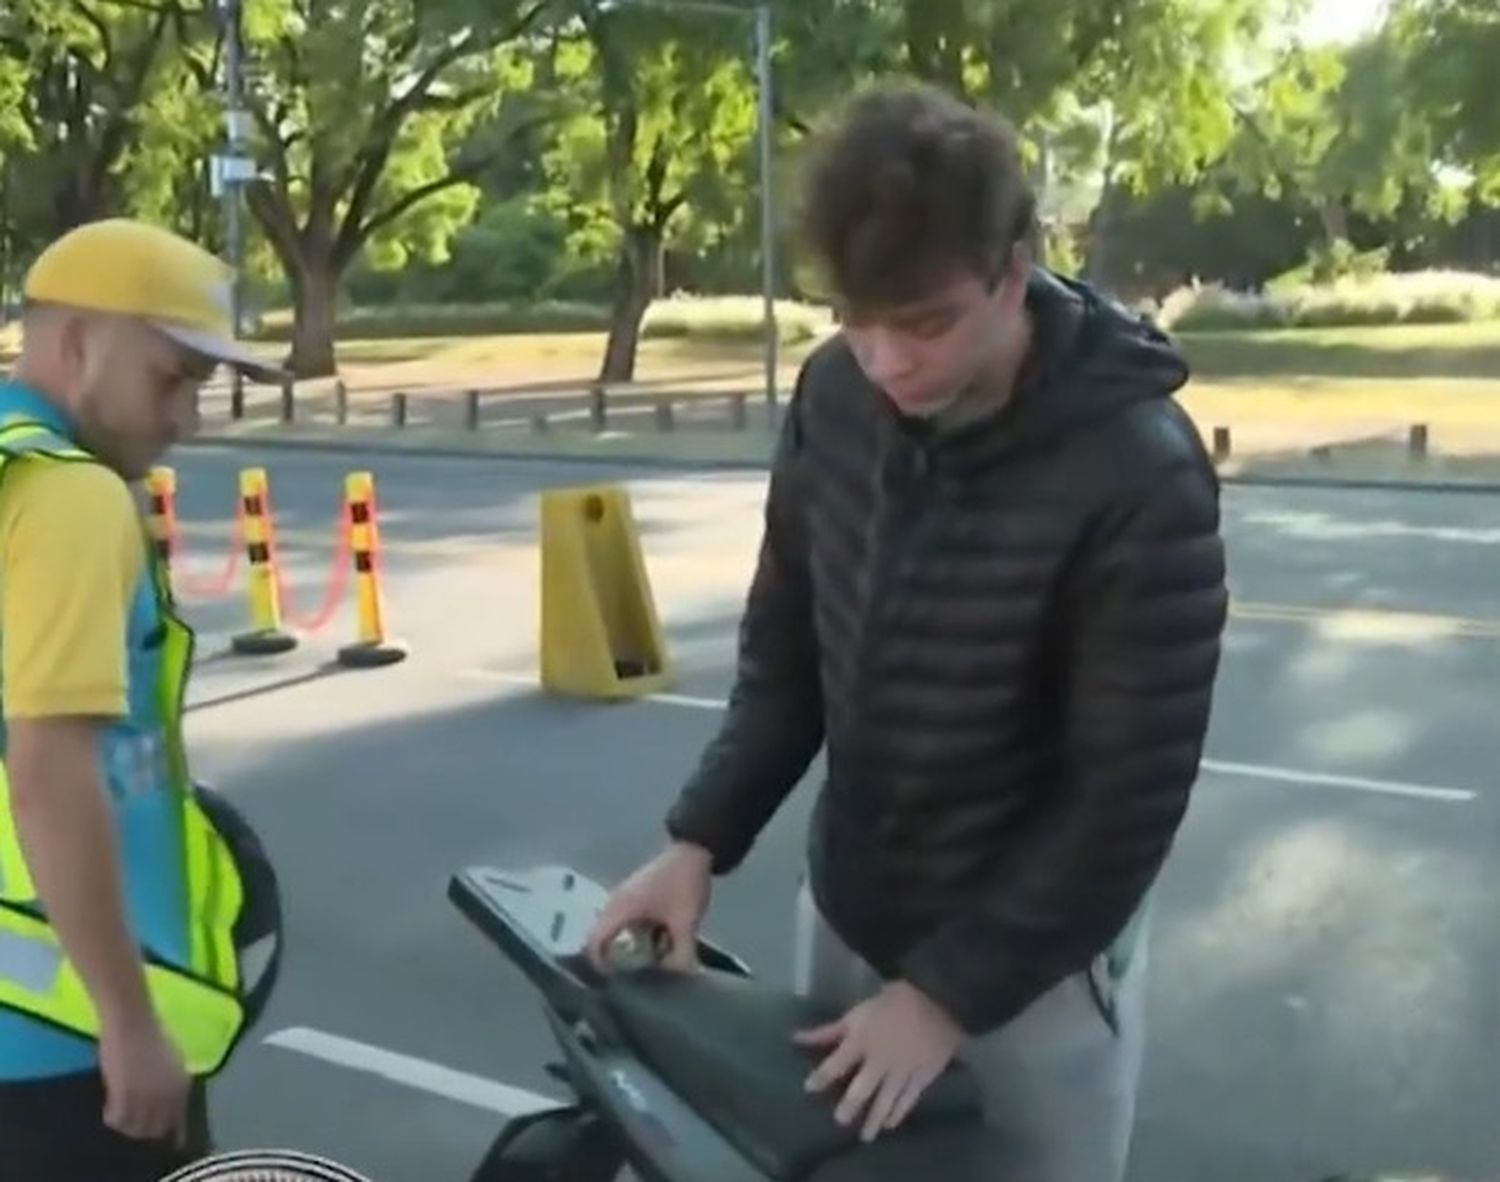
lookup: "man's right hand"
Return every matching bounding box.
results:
[99,1013,191,1144]
[587,842,713,972]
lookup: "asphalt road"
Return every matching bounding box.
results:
[158,444,1499,1182]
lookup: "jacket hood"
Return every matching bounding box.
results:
[883,267,1190,469]
[1014,267,1187,434]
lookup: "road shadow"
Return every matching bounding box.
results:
[201,628,1496,1182]
[1221,481,1500,623]
[187,661,352,713]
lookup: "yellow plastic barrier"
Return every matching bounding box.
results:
[337,471,407,668]
[231,467,298,656]
[539,485,670,700]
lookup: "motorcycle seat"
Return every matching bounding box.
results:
[807,1123,1011,1182]
[601,967,983,1181]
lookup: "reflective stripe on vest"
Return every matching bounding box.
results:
[0,416,246,1076]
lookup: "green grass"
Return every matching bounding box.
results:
[8,289,1499,434]
[1177,320,1500,380]
[316,317,1500,396]
[323,331,811,388]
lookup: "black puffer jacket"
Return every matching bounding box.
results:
[665,268,1228,1035]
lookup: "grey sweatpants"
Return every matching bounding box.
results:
[792,882,1148,1182]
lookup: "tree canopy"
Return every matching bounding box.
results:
[0,0,1496,375]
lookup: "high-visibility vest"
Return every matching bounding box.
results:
[0,415,247,1077]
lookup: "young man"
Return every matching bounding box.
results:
[588,80,1229,1181]
[0,218,281,1180]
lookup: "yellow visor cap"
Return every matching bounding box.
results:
[23,218,284,382]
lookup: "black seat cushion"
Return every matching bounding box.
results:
[601,968,983,1181]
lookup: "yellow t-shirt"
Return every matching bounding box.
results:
[0,459,143,720]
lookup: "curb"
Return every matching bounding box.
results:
[1218,471,1500,496]
[184,432,775,472]
[184,433,1500,495]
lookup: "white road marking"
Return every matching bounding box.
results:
[1200,759,1474,803]
[640,689,733,711]
[462,668,1479,804]
[264,1026,561,1117]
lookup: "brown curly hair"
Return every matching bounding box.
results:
[796,79,1038,310]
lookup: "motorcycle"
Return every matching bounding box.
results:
[447,863,1004,1182]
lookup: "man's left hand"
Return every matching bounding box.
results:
[793,980,964,1142]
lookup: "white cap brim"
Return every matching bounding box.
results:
[155,322,287,384]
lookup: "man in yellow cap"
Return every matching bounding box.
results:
[0,218,281,1180]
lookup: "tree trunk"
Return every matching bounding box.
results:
[597,227,661,385]
[51,164,112,236]
[904,0,967,99]
[1316,198,1350,247]
[1084,177,1118,283]
[288,258,340,378]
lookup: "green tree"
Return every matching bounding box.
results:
[1221,30,1455,258]
[770,0,1291,275]
[1396,0,1500,199]
[539,4,759,384]
[0,0,190,249]
[219,0,565,377]
[0,49,30,300]
[1062,0,1287,279]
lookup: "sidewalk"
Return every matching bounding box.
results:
[189,396,1500,490]
[193,415,780,468]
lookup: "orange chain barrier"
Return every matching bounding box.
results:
[273,506,353,635]
[146,466,405,664]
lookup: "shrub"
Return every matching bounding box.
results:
[1156,270,1500,332]
[640,293,833,345]
[1156,284,1290,331]
[252,300,611,341]
[250,292,837,345]
[1283,270,1500,327]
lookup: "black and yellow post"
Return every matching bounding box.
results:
[539,485,671,700]
[231,466,298,656]
[337,471,407,668]
[144,466,177,572]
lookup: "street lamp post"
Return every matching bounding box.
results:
[214,0,253,417]
[752,2,776,418]
[597,0,779,416]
